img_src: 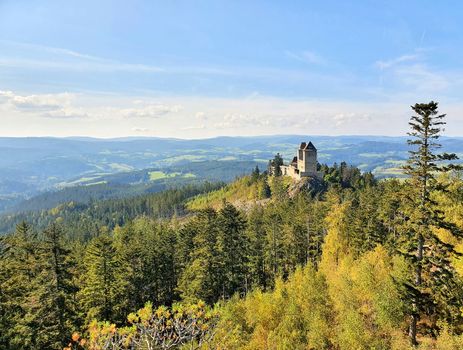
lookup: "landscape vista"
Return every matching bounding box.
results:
[2,1,463,350]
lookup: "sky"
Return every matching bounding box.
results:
[0,0,463,138]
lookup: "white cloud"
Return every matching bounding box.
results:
[0,91,186,120]
[1,89,462,138]
[195,112,206,119]
[393,63,449,92]
[0,90,76,114]
[132,127,150,132]
[0,57,164,73]
[285,50,325,65]
[373,51,463,96]
[375,54,419,70]
[119,104,183,119]
[182,124,207,130]
[333,112,372,127]
[0,40,103,61]
[41,107,93,119]
[0,41,164,73]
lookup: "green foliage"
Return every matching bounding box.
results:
[0,182,223,241]
[4,116,463,349]
[401,102,463,344]
[0,222,78,349]
[77,234,128,324]
[269,153,284,177]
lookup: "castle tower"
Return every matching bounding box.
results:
[298,141,318,175]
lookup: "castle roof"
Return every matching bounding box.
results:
[299,142,306,149]
[291,156,298,165]
[304,141,317,151]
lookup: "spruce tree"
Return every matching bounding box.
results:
[402,101,462,345]
[0,222,40,349]
[34,223,76,349]
[246,206,268,289]
[178,208,221,303]
[78,234,127,324]
[271,153,284,176]
[216,203,248,298]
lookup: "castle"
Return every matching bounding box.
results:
[269,141,323,180]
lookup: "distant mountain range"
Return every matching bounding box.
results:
[1,135,462,213]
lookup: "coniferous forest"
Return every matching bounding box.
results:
[3,102,463,349]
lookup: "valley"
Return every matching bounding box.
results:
[3,135,463,214]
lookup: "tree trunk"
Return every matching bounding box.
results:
[410,232,424,346]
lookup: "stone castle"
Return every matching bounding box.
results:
[269,141,323,180]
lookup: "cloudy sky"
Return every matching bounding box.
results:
[1,0,463,138]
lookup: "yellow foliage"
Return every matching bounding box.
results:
[211,265,331,350]
[319,201,351,276]
[187,176,264,210]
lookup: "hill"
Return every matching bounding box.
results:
[7,160,262,213]
[2,135,463,211]
[0,182,224,238]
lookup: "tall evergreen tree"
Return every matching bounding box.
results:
[78,234,127,324]
[246,206,269,289]
[178,208,221,303]
[270,153,284,176]
[34,223,76,349]
[115,218,177,311]
[402,101,463,345]
[216,203,248,298]
[0,222,40,349]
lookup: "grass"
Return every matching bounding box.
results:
[108,163,134,172]
[84,180,107,186]
[148,171,177,180]
[182,173,196,178]
[148,171,194,181]
[187,175,260,210]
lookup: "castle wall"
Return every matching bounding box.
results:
[304,149,317,173]
[277,142,322,181]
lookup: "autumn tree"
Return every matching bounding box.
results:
[402,101,463,345]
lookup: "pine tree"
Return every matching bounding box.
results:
[251,165,260,182]
[114,219,177,313]
[0,222,40,349]
[263,205,285,283]
[270,153,284,176]
[402,101,463,345]
[33,223,77,349]
[78,234,127,324]
[246,206,269,290]
[216,203,248,298]
[178,208,221,303]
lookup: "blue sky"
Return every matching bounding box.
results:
[0,0,462,137]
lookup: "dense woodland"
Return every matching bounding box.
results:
[0,182,224,240]
[2,102,463,349]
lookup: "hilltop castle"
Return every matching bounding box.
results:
[269,141,323,180]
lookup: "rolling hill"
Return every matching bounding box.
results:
[2,135,463,213]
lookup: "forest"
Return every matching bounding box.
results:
[2,102,463,349]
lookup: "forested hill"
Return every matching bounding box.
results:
[0,182,224,239]
[2,135,463,213]
[0,162,370,237]
[6,160,261,214]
